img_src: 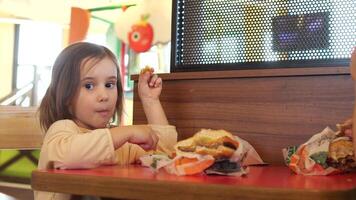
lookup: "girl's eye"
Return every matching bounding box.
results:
[84,83,94,90]
[105,82,116,89]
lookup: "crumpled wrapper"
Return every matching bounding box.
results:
[140,129,264,176]
[283,125,355,176]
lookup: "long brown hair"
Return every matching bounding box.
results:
[39,42,123,132]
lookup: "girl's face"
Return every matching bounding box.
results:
[71,56,118,129]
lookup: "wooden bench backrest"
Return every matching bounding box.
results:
[132,68,354,165]
[0,106,43,149]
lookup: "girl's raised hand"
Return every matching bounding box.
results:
[138,69,162,103]
[137,66,169,125]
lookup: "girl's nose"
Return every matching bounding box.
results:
[97,88,109,102]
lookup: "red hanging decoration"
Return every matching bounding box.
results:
[128,14,154,53]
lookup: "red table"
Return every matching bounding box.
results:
[31,165,356,200]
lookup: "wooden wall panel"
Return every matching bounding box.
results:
[132,71,354,164]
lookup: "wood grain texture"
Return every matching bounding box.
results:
[0,106,43,149]
[31,165,356,200]
[0,185,34,200]
[132,72,354,164]
[131,66,350,81]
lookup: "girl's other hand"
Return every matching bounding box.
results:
[138,70,162,103]
[128,125,159,150]
[110,125,158,150]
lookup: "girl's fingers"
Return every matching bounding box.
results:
[149,74,158,86]
[139,71,153,83]
[139,139,154,150]
[151,132,159,148]
[139,133,158,150]
[139,144,151,150]
[149,74,161,87]
[154,78,162,88]
[140,72,162,88]
[138,73,150,91]
[344,129,352,138]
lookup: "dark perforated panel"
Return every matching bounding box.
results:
[171,0,356,72]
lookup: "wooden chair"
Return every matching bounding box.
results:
[0,106,43,200]
[0,106,42,149]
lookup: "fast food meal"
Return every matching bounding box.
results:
[140,129,264,176]
[173,129,244,175]
[327,120,355,172]
[175,129,240,159]
[140,65,154,74]
[284,119,356,175]
[327,137,355,171]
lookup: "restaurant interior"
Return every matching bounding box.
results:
[0,0,355,199]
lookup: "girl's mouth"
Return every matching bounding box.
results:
[96,110,110,117]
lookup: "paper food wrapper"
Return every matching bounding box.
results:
[140,129,264,176]
[283,126,355,176]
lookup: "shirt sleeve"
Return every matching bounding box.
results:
[43,120,118,169]
[116,124,178,165]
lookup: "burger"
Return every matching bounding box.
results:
[327,137,355,171]
[174,129,243,175]
[175,129,240,159]
[327,119,356,172]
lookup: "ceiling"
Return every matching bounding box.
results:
[0,0,139,26]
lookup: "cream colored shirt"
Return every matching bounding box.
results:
[34,119,177,200]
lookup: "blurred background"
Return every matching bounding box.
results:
[0,1,354,199]
[0,0,173,125]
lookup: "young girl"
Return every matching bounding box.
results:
[35,42,177,200]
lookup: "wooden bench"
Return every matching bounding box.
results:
[130,66,355,199]
[132,67,353,164]
[0,106,42,199]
